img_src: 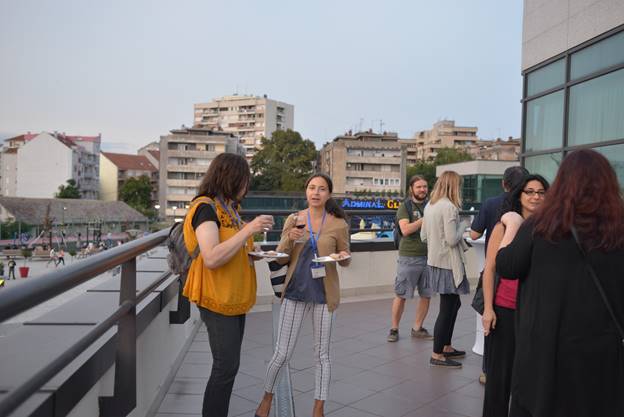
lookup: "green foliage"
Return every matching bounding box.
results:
[0,221,31,239]
[119,176,156,218]
[55,179,81,199]
[250,129,318,192]
[406,147,473,190]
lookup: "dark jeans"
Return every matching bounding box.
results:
[8,268,15,279]
[199,307,246,417]
[483,306,515,417]
[433,294,461,354]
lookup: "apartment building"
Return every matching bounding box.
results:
[158,127,245,219]
[412,120,479,161]
[138,142,160,170]
[467,138,521,161]
[2,132,100,199]
[193,94,294,160]
[319,130,406,194]
[99,152,158,202]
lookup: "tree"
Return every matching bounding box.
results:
[250,129,318,192]
[119,175,156,217]
[406,147,473,190]
[55,179,81,199]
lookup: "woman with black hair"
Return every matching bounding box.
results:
[481,174,549,417]
[255,173,351,417]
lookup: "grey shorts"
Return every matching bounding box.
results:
[394,256,432,298]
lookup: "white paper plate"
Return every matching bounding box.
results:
[312,255,351,263]
[249,251,289,259]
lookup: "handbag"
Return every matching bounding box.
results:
[471,271,485,315]
[571,226,624,348]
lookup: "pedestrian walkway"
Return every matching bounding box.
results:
[156,295,484,417]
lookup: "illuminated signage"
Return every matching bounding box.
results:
[340,198,401,210]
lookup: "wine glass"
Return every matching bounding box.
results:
[295,212,306,243]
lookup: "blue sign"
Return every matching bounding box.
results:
[340,198,400,210]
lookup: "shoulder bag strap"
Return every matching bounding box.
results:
[404,199,414,222]
[571,226,624,347]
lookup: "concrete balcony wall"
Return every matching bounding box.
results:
[66,297,200,417]
[252,240,485,305]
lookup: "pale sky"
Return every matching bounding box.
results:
[0,0,524,153]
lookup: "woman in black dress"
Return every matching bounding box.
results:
[495,149,624,417]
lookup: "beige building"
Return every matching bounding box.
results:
[193,94,294,160]
[99,152,158,202]
[158,127,245,219]
[319,131,406,194]
[411,120,479,162]
[138,142,160,170]
[467,137,521,161]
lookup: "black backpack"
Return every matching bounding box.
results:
[166,197,216,276]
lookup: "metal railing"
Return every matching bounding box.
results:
[0,228,177,417]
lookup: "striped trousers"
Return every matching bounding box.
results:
[263,298,334,400]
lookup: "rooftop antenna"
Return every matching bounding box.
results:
[358,118,364,132]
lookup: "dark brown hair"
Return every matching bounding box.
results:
[407,175,427,196]
[196,153,250,202]
[305,173,346,219]
[532,149,624,251]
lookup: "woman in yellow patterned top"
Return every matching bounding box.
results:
[182,153,273,417]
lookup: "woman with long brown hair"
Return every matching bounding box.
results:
[182,153,274,417]
[420,171,472,368]
[255,173,350,417]
[496,149,624,417]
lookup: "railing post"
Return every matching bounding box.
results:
[272,299,295,417]
[99,258,137,417]
[170,275,190,324]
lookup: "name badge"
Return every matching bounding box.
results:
[311,263,326,279]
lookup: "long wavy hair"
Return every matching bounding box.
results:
[430,171,462,208]
[305,173,346,219]
[532,149,624,251]
[196,153,250,202]
[500,174,550,218]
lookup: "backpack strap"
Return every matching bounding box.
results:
[187,197,217,260]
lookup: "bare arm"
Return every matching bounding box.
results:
[470,230,483,240]
[195,216,272,270]
[399,218,424,237]
[482,223,505,335]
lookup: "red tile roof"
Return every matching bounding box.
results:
[102,152,157,172]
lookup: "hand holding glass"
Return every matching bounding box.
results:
[293,213,307,243]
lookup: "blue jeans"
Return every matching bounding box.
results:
[199,307,246,417]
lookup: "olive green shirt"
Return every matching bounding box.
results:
[397,200,427,257]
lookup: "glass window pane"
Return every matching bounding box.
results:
[571,31,624,80]
[594,144,624,191]
[568,68,624,146]
[527,59,565,96]
[524,153,562,184]
[525,91,564,152]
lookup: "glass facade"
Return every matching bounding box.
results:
[462,175,504,210]
[523,28,624,189]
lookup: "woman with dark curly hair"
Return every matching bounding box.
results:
[481,174,549,417]
[496,149,624,417]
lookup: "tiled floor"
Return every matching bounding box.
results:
[156,294,485,417]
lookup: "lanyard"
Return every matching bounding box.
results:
[307,209,326,257]
[216,197,243,229]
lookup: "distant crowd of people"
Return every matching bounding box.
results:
[174,149,622,417]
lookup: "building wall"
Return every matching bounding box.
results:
[99,154,119,201]
[1,152,18,196]
[522,0,624,70]
[320,133,405,194]
[159,129,244,218]
[193,95,294,160]
[522,1,624,185]
[16,133,73,198]
[413,120,479,161]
